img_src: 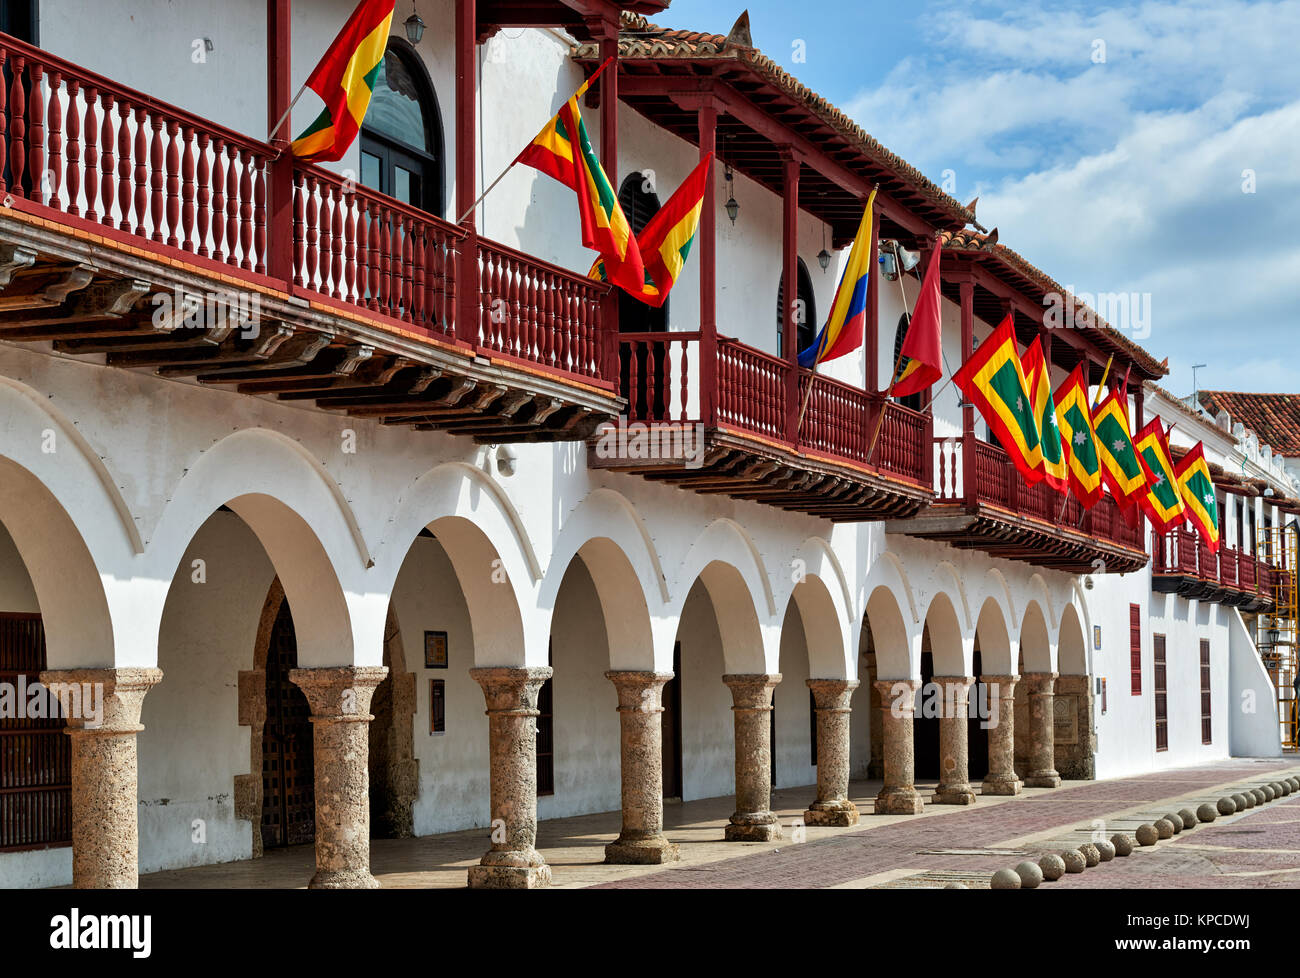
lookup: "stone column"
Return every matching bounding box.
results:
[873,679,924,814]
[604,671,679,864]
[467,666,553,888]
[934,675,977,805]
[289,665,388,889]
[980,674,1021,795]
[39,667,163,889]
[1022,671,1062,788]
[723,674,783,841]
[1054,674,1096,780]
[803,678,860,826]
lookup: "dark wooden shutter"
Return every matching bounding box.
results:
[1200,639,1212,744]
[0,614,71,852]
[1153,634,1168,752]
[1129,604,1142,695]
[536,643,554,797]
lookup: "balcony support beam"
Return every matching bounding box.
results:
[456,0,479,343]
[960,279,975,508]
[592,16,621,374]
[780,147,800,442]
[267,0,293,282]
[681,95,722,428]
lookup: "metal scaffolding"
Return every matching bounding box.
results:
[1260,523,1299,751]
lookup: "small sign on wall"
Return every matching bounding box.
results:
[430,679,446,734]
[424,630,448,669]
[1093,625,1102,651]
[1099,677,1108,715]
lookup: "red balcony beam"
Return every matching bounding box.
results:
[680,93,721,428]
[456,0,478,342]
[266,0,293,282]
[780,146,800,442]
[865,204,880,394]
[591,13,620,372]
[959,279,976,507]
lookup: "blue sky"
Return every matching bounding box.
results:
[655,1,1300,396]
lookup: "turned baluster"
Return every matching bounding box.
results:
[8,54,27,198]
[195,133,211,257]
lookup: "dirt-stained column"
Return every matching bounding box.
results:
[803,678,860,826]
[934,675,977,805]
[980,673,1022,795]
[290,665,388,888]
[1022,671,1062,788]
[40,667,163,888]
[604,671,680,864]
[873,679,924,814]
[467,666,553,888]
[723,674,784,842]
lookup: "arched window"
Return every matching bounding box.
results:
[360,40,444,215]
[617,172,667,333]
[776,258,816,359]
[891,313,924,412]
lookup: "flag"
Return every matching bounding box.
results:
[1092,385,1153,509]
[1135,418,1185,532]
[1054,364,1103,509]
[1175,442,1221,554]
[798,190,877,367]
[892,244,943,397]
[952,314,1044,485]
[589,155,712,307]
[516,69,644,296]
[291,0,396,163]
[1021,338,1068,492]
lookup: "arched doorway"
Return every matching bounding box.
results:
[260,597,315,850]
[360,39,445,214]
[777,257,817,358]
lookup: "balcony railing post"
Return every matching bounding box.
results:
[959,280,976,509]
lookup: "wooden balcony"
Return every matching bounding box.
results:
[1153,528,1277,611]
[588,332,934,520]
[890,438,1149,574]
[0,34,621,442]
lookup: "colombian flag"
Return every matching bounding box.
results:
[590,154,712,307]
[798,190,876,367]
[953,314,1044,486]
[892,242,943,397]
[291,0,396,163]
[1021,338,1068,492]
[1175,442,1220,553]
[516,69,643,296]
[1135,418,1185,532]
[1054,364,1103,509]
[1093,385,1152,510]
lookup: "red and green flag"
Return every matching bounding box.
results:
[953,314,1044,486]
[1175,442,1221,553]
[1134,418,1185,532]
[1053,364,1103,508]
[590,154,712,307]
[516,64,644,296]
[893,242,943,397]
[1092,384,1152,509]
[1021,338,1067,492]
[291,0,396,163]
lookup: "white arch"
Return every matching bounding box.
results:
[785,574,851,679]
[864,584,915,680]
[974,595,1014,676]
[672,518,775,621]
[923,590,967,677]
[934,560,973,630]
[689,560,769,675]
[1058,601,1089,675]
[546,537,657,672]
[1019,599,1055,673]
[1027,572,1057,631]
[981,567,1017,631]
[545,487,668,606]
[863,550,919,626]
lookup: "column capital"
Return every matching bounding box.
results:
[806,677,858,711]
[1021,671,1058,693]
[469,666,552,715]
[40,667,163,734]
[723,673,781,711]
[934,674,976,689]
[606,670,673,713]
[289,665,387,723]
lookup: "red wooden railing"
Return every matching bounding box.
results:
[934,437,1145,552]
[0,35,269,273]
[1151,527,1275,603]
[615,332,929,485]
[0,31,614,388]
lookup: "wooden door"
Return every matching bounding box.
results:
[661,642,683,799]
[261,600,315,849]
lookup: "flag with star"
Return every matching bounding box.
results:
[952,314,1044,486]
[1091,384,1152,509]
[1021,338,1068,492]
[1134,417,1185,532]
[1053,364,1103,508]
[1175,441,1221,554]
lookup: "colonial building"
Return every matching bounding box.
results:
[0,1,1292,890]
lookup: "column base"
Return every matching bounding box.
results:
[934,784,978,805]
[308,869,380,890]
[873,787,924,815]
[468,864,553,889]
[981,776,1022,796]
[1024,771,1062,788]
[725,814,783,842]
[605,834,680,865]
[804,800,860,826]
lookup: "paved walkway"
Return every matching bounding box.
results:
[137,757,1300,889]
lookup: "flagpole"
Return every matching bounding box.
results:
[455,56,615,227]
[269,83,310,146]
